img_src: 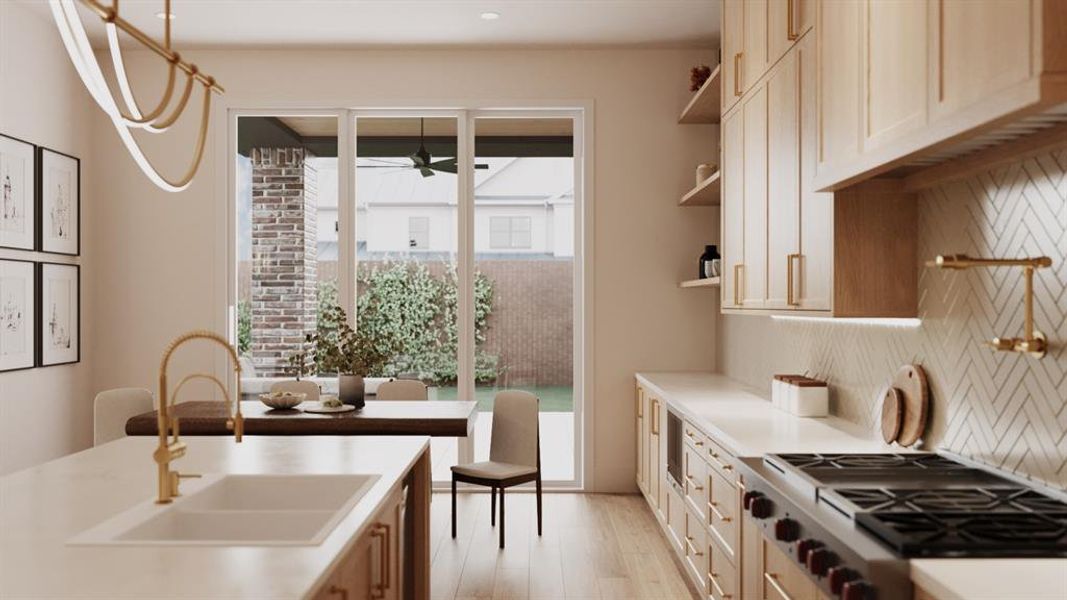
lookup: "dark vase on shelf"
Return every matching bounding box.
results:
[699,245,721,279]
[338,373,365,408]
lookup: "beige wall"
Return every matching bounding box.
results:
[720,151,1067,489]
[0,2,96,475]
[89,47,720,491]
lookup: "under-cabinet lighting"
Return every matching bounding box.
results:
[769,315,922,328]
[480,11,501,20]
[155,11,175,19]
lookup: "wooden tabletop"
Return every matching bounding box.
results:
[125,400,478,437]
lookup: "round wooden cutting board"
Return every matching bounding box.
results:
[881,387,904,443]
[894,364,929,447]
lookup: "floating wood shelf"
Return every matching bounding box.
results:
[680,277,720,289]
[678,65,722,124]
[679,171,721,206]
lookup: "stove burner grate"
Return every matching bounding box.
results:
[835,487,1067,514]
[775,452,967,472]
[856,511,1067,557]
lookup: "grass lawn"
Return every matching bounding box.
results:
[433,385,574,412]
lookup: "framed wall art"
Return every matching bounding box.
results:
[38,262,79,367]
[38,147,79,256]
[0,259,36,372]
[0,134,37,251]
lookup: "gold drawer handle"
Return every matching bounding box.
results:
[733,52,743,96]
[708,450,733,471]
[685,535,705,557]
[764,572,795,600]
[328,584,349,600]
[787,0,798,40]
[708,571,732,599]
[708,501,733,523]
[686,475,704,492]
[787,254,801,307]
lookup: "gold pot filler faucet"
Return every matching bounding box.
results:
[155,330,244,504]
[927,254,1053,359]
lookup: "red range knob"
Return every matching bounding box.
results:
[828,567,859,595]
[841,580,873,600]
[806,548,837,576]
[795,538,824,564]
[774,518,799,542]
[749,496,774,519]
[743,490,762,510]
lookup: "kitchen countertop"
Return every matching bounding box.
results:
[635,371,1067,600]
[0,435,429,599]
[635,371,896,456]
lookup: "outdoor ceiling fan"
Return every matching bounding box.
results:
[360,119,488,177]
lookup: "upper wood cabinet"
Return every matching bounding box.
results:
[814,0,1067,191]
[743,0,769,95]
[721,29,919,318]
[768,0,814,68]
[722,0,745,113]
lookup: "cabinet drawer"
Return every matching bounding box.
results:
[684,421,709,451]
[684,442,709,521]
[707,467,739,563]
[684,507,709,595]
[705,436,736,482]
[762,536,816,600]
[707,532,738,600]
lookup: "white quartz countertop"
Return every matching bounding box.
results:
[635,372,1067,600]
[911,559,1067,600]
[0,435,429,599]
[635,371,896,456]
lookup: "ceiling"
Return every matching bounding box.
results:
[26,0,719,49]
[276,116,573,137]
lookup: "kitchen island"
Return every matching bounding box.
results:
[0,435,431,599]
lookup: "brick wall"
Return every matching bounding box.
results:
[249,148,317,376]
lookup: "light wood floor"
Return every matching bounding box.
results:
[429,492,696,599]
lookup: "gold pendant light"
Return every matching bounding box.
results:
[50,0,224,192]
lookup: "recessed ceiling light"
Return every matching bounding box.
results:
[480,11,500,21]
[155,12,176,20]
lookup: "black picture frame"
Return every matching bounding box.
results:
[37,146,80,256]
[0,258,37,373]
[37,262,79,367]
[0,133,38,251]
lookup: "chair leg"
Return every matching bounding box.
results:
[536,475,543,536]
[499,486,506,549]
[491,486,496,526]
[451,476,457,539]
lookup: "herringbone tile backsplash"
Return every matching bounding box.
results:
[720,150,1067,489]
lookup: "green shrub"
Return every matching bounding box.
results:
[237,299,252,355]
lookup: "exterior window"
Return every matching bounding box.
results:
[408,216,429,249]
[489,216,532,249]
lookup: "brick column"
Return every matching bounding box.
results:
[250,148,317,377]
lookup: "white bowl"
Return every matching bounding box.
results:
[259,392,306,410]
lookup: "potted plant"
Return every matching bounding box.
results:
[304,305,398,408]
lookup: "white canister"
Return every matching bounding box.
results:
[792,379,829,417]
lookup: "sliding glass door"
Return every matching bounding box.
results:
[233,108,584,487]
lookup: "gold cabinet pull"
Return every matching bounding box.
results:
[685,535,705,557]
[708,500,733,523]
[686,475,705,492]
[733,52,743,96]
[708,571,732,599]
[370,523,391,599]
[651,399,660,435]
[787,0,798,40]
[733,264,744,306]
[328,584,348,600]
[708,449,734,472]
[636,388,643,418]
[764,572,795,600]
[786,254,801,307]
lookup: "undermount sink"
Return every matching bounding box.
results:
[68,474,380,546]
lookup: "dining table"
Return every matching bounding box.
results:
[125,399,481,467]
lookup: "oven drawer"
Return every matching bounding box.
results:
[707,532,738,600]
[707,466,739,563]
[684,442,709,521]
[762,535,818,600]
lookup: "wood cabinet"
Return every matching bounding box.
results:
[743,0,769,95]
[814,0,1067,191]
[768,0,813,69]
[720,109,744,310]
[722,0,745,113]
[722,28,919,318]
[634,380,750,599]
[312,487,405,600]
[636,384,647,494]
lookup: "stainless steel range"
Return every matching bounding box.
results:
[738,452,1067,600]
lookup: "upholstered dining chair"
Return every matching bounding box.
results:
[451,390,541,549]
[376,379,429,401]
[270,380,320,403]
[93,388,154,446]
